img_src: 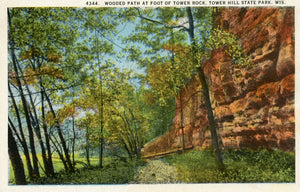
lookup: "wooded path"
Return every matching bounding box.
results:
[142,146,194,160]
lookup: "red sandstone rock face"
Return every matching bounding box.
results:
[142,8,294,156]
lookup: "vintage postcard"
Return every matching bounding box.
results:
[1,0,299,192]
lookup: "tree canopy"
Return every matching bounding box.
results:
[8,7,251,184]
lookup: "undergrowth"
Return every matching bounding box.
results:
[165,149,295,183]
[28,158,145,184]
[10,149,295,184]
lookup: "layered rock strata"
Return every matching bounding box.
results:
[142,8,294,155]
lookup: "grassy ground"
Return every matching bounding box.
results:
[9,154,100,184]
[30,158,144,184]
[9,149,295,184]
[165,149,295,183]
[9,154,145,184]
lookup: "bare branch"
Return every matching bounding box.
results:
[136,8,189,31]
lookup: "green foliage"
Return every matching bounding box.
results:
[132,159,178,184]
[166,150,218,182]
[8,7,272,184]
[206,28,251,66]
[10,149,294,184]
[9,154,99,184]
[166,149,295,183]
[223,149,295,182]
[14,157,144,184]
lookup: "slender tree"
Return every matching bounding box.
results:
[8,126,27,185]
[8,9,41,177]
[8,83,34,178]
[8,7,92,174]
[123,7,226,169]
[186,7,224,170]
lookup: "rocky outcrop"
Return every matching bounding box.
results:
[142,8,294,155]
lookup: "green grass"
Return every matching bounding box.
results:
[9,149,295,184]
[165,149,295,183]
[29,157,144,184]
[9,154,144,184]
[9,153,100,184]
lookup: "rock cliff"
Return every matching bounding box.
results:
[142,8,294,155]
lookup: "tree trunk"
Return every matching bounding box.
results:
[43,90,74,172]
[72,113,76,166]
[8,9,40,178]
[128,108,142,157]
[49,134,69,171]
[24,57,56,177]
[197,66,225,170]
[22,71,52,177]
[85,125,90,166]
[121,137,133,160]
[186,7,225,170]
[8,126,27,185]
[99,124,104,168]
[8,83,34,179]
[99,74,104,168]
[40,89,55,176]
[115,116,135,158]
[9,44,40,179]
[179,94,185,151]
[96,28,105,168]
[122,111,139,157]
